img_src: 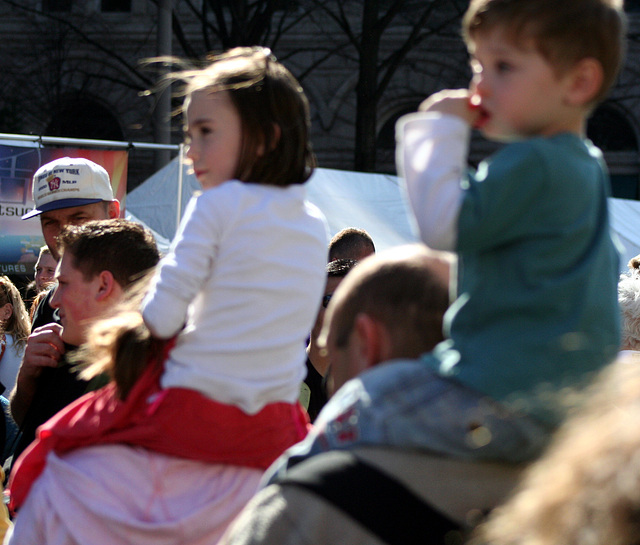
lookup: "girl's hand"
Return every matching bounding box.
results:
[418,89,487,128]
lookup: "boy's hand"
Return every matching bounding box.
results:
[419,89,487,128]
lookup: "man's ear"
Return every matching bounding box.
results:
[108,200,121,219]
[353,313,392,369]
[95,270,117,302]
[565,58,603,107]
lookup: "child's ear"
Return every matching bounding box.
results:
[255,125,280,158]
[565,58,603,107]
[268,123,281,153]
[1,303,12,321]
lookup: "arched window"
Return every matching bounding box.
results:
[101,0,131,11]
[45,97,124,142]
[376,104,419,173]
[587,104,638,152]
[625,0,640,11]
[587,103,640,200]
[42,0,72,11]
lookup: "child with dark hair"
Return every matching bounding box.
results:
[141,47,327,420]
[7,48,328,543]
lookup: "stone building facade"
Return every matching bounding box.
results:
[0,0,638,197]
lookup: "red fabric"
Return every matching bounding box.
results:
[8,351,310,515]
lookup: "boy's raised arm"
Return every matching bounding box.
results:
[396,109,470,251]
[397,90,482,251]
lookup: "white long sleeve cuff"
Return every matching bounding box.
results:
[396,112,469,251]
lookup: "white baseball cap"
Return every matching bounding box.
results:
[22,157,115,220]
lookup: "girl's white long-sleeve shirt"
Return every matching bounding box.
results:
[0,333,25,395]
[142,180,328,414]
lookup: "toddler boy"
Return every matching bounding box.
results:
[396,0,626,461]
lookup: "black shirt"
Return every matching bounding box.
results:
[303,357,328,423]
[13,289,88,462]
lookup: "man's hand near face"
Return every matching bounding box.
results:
[10,323,65,425]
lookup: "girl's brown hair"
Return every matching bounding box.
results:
[0,275,30,350]
[179,46,316,187]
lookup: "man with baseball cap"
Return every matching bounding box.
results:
[20,157,120,326]
[22,157,120,260]
[9,157,120,461]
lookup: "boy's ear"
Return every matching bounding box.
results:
[565,58,603,107]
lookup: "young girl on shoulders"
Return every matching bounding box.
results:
[142,46,328,423]
[8,47,328,521]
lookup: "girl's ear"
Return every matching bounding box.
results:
[0,302,12,322]
[256,124,281,157]
[565,57,603,107]
[270,123,281,151]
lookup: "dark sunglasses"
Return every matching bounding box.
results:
[322,294,333,308]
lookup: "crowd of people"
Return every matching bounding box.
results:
[0,0,636,543]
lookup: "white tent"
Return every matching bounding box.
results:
[125,158,419,251]
[126,157,640,271]
[608,198,640,269]
[125,157,198,242]
[124,210,172,254]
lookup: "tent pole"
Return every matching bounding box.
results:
[177,143,185,234]
[0,133,179,151]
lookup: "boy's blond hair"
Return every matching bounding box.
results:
[463,0,626,105]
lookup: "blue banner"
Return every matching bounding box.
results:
[0,142,128,275]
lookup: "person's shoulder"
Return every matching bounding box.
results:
[523,134,605,183]
[197,180,258,206]
[30,287,56,330]
[202,180,308,202]
[484,135,585,184]
[492,136,546,160]
[223,448,466,545]
[313,359,427,418]
[187,183,243,220]
[3,332,25,360]
[219,483,313,545]
[499,133,591,160]
[221,459,388,545]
